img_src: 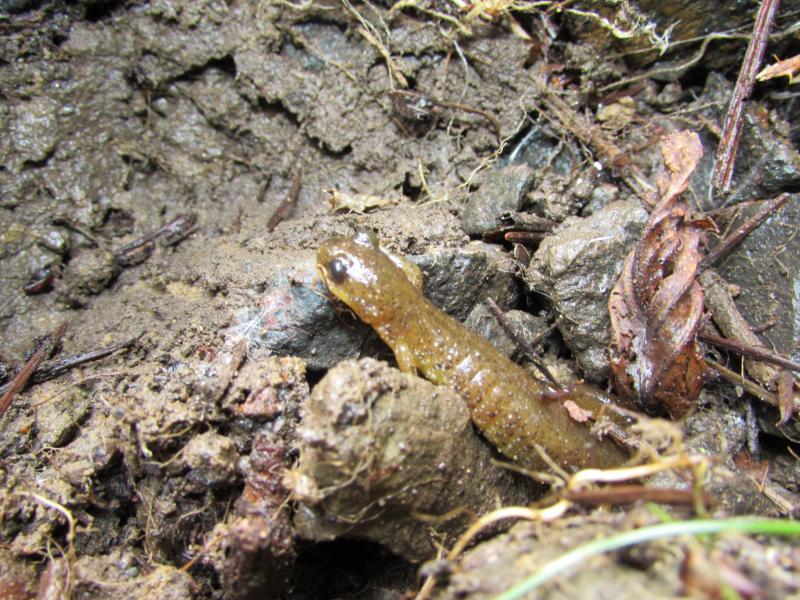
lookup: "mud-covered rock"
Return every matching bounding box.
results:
[32,384,91,448]
[437,512,680,600]
[286,358,530,562]
[527,200,648,381]
[228,257,373,372]
[58,248,119,308]
[4,96,61,166]
[414,242,520,320]
[503,126,593,222]
[460,165,535,236]
[715,198,800,365]
[225,355,307,439]
[646,392,799,516]
[38,551,196,600]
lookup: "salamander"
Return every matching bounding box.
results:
[317,231,629,471]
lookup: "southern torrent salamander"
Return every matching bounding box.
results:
[317,231,630,471]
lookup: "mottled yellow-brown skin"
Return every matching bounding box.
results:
[317,232,628,471]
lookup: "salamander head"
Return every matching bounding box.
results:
[317,231,422,321]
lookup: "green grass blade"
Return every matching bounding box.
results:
[493,517,800,600]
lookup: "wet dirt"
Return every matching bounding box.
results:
[1,1,800,599]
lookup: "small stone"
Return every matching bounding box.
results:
[33,386,90,448]
[37,229,69,255]
[414,242,519,320]
[58,249,119,307]
[9,97,60,165]
[460,165,535,236]
[464,304,551,360]
[527,200,648,380]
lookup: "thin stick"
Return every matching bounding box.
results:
[485,298,559,386]
[702,193,792,267]
[266,172,302,232]
[564,485,706,507]
[705,357,778,407]
[700,269,779,390]
[0,323,67,419]
[699,331,800,373]
[712,0,782,195]
[0,336,138,397]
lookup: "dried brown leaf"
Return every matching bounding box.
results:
[563,400,591,423]
[609,131,709,418]
[776,370,797,425]
[756,54,800,83]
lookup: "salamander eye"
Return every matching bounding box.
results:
[327,258,348,284]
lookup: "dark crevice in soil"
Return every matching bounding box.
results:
[293,538,415,599]
[255,96,301,128]
[81,0,123,22]
[21,149,56,171]
[316,140,353,160]
[402,171,422,201]
[174,55,238,83]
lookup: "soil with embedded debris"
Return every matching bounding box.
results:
[1,1,800,599]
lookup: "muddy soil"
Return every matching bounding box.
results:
[1,1,800,599]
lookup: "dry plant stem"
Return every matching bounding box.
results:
[705,358,778,407]
[534,80,654,196]
[702,193,791,267]
[776,370,796,424]
[0,322,67,419]
[563,485,703,506]
[712,0,781,195]
[0,337,138,398]
[699,269,779,390]
[415,455,708,600]
[699,331,800,373]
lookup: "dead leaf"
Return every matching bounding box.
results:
[326,189,399,214]
[756,54,800,84]
[563,400,591,423]
[608,131,710,418]
[776,369,796,425]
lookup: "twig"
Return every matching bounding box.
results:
[0,323,67,419]
[705,357,777,407]
[699,269,779,391]
[699,331,800,373]
[115,214,198,266]
[266,172,302,232]
[702,193,792,267]
[534,79,654,196]
[34,337,139,384]
[712,0,781,195]
[563,484,707,507]
[776,369,796,424]
[0,336,139,398]
[485,298,559,386]
[436,99,502,140]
